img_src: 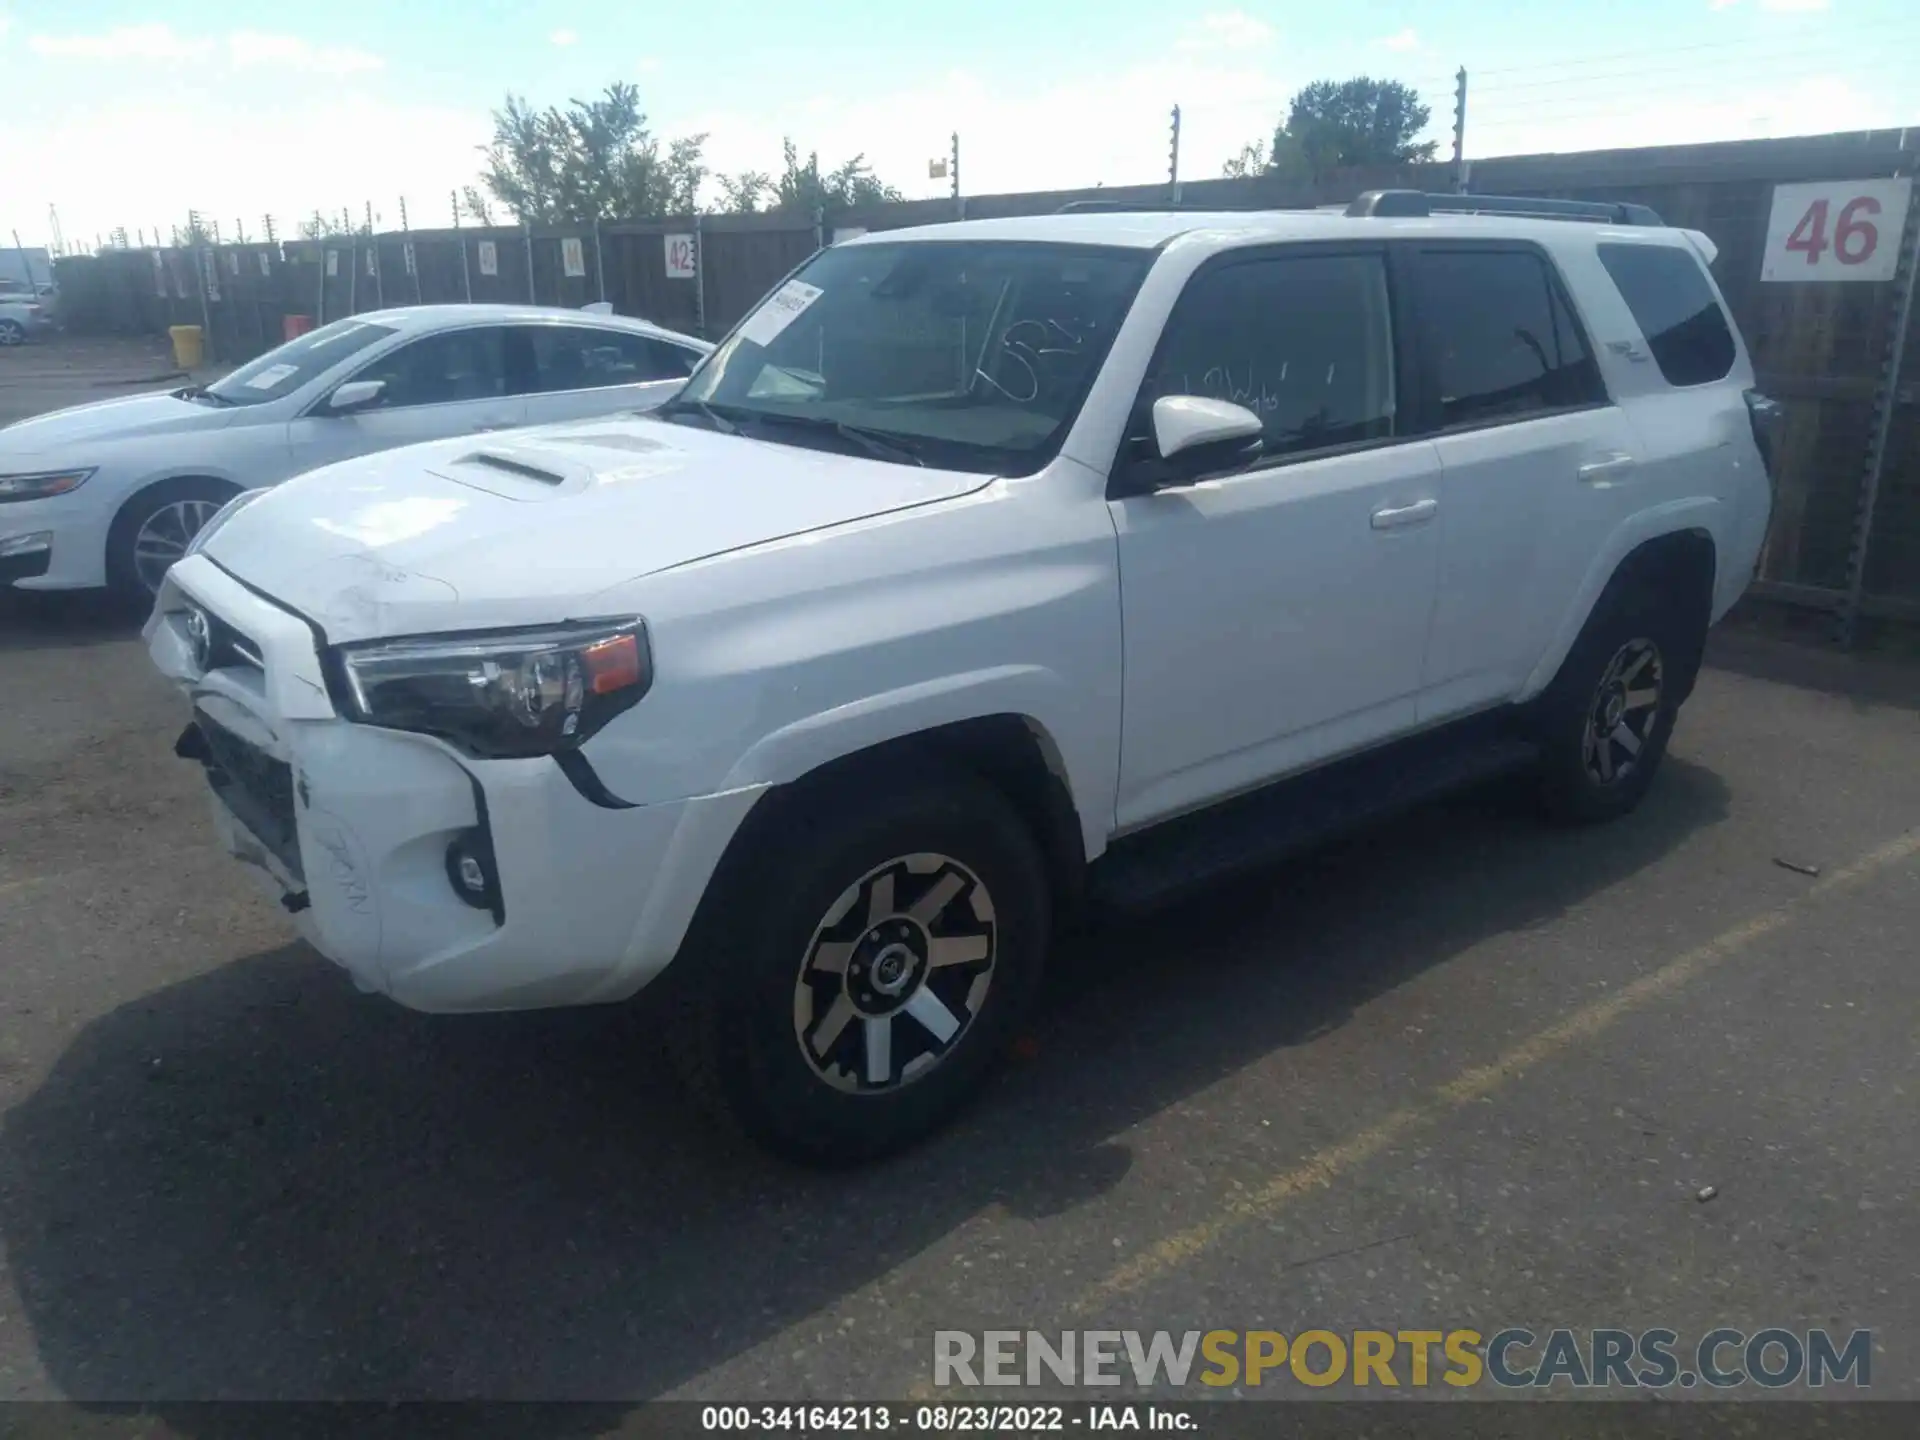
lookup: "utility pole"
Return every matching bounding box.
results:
[1452,67,1469,194]
[951,131,962,219]
[400,196,421,304]
[367,200,383,309]
[1169,105,1183,203]
[453,189,473,302]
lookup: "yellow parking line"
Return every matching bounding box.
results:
[1072,827,1920,1314]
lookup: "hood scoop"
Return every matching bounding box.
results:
[462,451,567,485]
[431,444,589,500]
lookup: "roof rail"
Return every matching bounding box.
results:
[1346,189,1665,226]
[1052,198,1312,215]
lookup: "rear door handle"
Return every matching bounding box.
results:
[1370,498,1438,530]
[1578,452,1636,484]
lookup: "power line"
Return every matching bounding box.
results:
[1467,35,1920,98]
[1469,56,1920,120]
[1467,16,1920,78]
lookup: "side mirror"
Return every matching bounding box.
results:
[1152,395,1264,461]
[326,379,386,414]
[1113,395,1265,497]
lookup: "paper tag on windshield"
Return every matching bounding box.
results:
[736,280,823,349]
[246,363,299,390]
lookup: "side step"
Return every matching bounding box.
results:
[1087,724,1542,913]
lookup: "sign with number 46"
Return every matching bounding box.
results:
[1762,178,1913,283]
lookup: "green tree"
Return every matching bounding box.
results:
[716,171,773,214]
[1276,78,1437,175]
[475,82,709,223]
[769,139,904,212]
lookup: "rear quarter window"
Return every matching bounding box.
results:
[1596,242,1737,387]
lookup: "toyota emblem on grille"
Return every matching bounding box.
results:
[184,606,212,671]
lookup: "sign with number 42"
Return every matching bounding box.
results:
[665,233,697,279]
[1762,178,1913,283]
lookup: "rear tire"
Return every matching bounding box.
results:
[1532,576,1691,824]
[106,477,237,605]
[665,766,1049,1165]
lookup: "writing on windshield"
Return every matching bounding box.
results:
[666,240,1150,475]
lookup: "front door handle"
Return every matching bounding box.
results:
[1370,498,1438,530]
[1578,452,1636,484]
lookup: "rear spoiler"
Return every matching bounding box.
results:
[1680,228,1719,267]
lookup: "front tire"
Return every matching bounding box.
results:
[1533,578,1689,824]
[669,768,1049,1165]
[0,320,25,346]
[106,477,236,605]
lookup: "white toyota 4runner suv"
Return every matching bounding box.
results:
[148,191,1777,1162]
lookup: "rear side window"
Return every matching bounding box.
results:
[1597,243,1736,387]
[1415,249,1606,428]
[1146,252,1398,461]
[520,326,698,391]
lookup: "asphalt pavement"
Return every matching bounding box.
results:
[0,342,1915,1419]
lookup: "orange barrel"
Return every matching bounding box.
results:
[282,314,316,341]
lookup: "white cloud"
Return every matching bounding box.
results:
[30,25,380,72]
[550,28,579,47]
[1380,28,1421,52]
[1761,0,1831,10]
[227,31,383,75]
[0,91,489,244]
[683,45,1298,202]
[638,56,662,75]
[1469,73,1895,162]
[1178,10,1275,51]
[31,24,213,62]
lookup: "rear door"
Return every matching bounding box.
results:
[289,324,525,471]
[516,324,702,426]
[1407,244,1644,723]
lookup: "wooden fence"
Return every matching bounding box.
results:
[48,127,1920,626]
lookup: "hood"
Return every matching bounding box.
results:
[201,413,992,641]
[0,390,233,455]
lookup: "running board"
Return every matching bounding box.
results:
[1087,727,1542,913]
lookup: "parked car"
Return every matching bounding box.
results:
[0,295,54,346]
[0,305,709,598]
[147,192,1776,1162]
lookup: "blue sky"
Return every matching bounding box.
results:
[1,0,1915,247]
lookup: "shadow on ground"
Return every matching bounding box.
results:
[0,589,142,656]
[0,755,1731,1420]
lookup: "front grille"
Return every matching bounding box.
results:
[192,709,302,882]
[193,608,264,673]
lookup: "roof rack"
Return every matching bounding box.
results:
[1346,190,1665,226]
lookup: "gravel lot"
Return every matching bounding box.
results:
[1,340,1915,1417]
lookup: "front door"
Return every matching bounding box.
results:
[1109,248,1443,830]
[288,325,526,471]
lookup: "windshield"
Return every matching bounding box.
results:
[662,240,1151,475]
[205,318,397,406]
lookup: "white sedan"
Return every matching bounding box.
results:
[0,304,710,600]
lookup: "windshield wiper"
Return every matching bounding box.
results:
[743,412,926,467]
[174,384,235,406]
[655,397,739,435]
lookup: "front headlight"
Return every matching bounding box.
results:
[334,618,652,759]
[0,468,94,503]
